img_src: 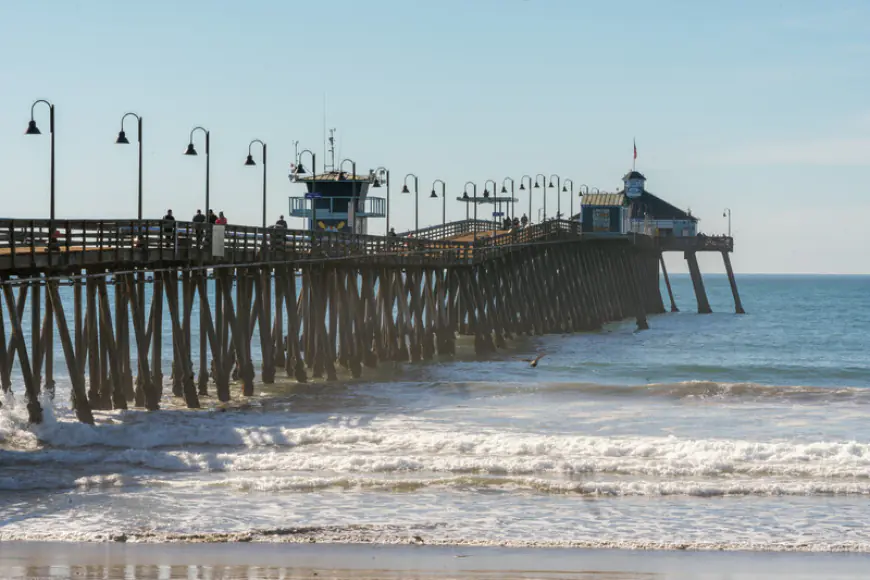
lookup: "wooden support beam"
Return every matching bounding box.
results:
[86,276,102,408]
[236,270,256,395]
[96,277,126,410]
[46,281,94,424]
[196,273,210,395]
[2,282,42,423]
[126,276,160,411]
[151,270,165,398]
[406,269,423,362]
[722,251,746,314]
[196,273,230,402]
[164,271,200,408]
[115,274,135,402]
[74,277,84,373]
[281,266,307,383]
[273,267,286,370]
[256,268,275,384]
[44,282,55,398]
[685,251,712,314]
[0,282,8,393]
[31,279,42,396]
[659,253,678,312]
[319,268,338,381]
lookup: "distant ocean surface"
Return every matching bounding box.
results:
[1,274,869,552]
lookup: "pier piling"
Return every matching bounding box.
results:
[0,218,739,423]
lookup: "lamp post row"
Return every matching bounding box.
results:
[23,100,596,231]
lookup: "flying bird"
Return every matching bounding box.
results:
[517,353,546,367]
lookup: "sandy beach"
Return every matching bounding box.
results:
[1,542,870,579]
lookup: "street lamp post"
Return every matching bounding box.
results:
[244,139,267,228]
[25,99,56,219]
[563,178,574,221]
[184,126,210,216]
[548,174,562,220]
[431,179,447,226]
[296,149,317,231]
[519,175,533,223]
[535,173,547,220]
[484,179,497,229]
[464,181,478,242]
[116,112,143,219]
[340,158,357,233]
[373,167,390,234]
[723,208,731,237]
[402,173,420,232]
[501,177,516,221]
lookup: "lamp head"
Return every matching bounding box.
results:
[184,143,197,156]
[483,189,490,198]
[562,185,567,192]
[25,120,41,135]
[245,154,256,166]
[500,185,507,194]
[519,183,526,191]
[115,130,130,145]
[401,184,410,194]
[430,190,438,198]
[534,181,541,189]
[462,192,469,200]
[372,178,381,188]
[295,163,306,174]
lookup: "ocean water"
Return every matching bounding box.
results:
[1,274,869,552]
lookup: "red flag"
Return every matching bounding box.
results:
[633,139,637,160]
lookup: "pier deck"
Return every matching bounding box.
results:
[0,217,740,424]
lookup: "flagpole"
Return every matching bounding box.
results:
[633,138,636,171]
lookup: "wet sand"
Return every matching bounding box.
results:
[1,542,870,579]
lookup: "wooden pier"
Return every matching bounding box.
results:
[0,218,741,424]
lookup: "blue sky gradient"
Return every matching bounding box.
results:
[2,0,869,273]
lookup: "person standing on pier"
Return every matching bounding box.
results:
[216,211,228,225]
[192,210,205,247]
[162,209,176,247]
[276,215,288,228]
[521,214,529,227]
[208,209,218,224]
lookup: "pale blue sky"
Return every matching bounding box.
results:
[2,0,869,273]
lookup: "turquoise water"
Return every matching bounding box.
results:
[1,274,869,551]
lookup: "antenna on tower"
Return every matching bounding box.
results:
[326,128,337,172]
[322,93,327,173]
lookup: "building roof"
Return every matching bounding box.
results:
[582,192,626,207]
[628,190,697,222]
[623,171,646,180]
[293,170,371,182]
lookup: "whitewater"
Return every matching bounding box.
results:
[1,274,870,551]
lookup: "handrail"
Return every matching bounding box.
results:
[0,217,684,273]
[398,219,495,240]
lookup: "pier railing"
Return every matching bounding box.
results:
[0,218,694,274]
[398,219,495,240]
[657,235,733,252]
